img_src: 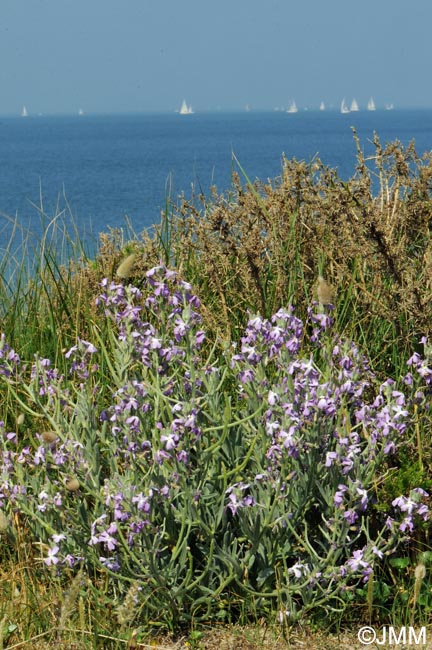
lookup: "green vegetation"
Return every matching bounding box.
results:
[1,135,432,648]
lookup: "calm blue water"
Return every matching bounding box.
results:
[1,109,432,249]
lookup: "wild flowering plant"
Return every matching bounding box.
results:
[0,264,430,628]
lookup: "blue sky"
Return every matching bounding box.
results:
[1,0,430,114]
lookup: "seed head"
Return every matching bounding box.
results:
[413,562,426,608]
[66,478,80,492]
[42,430,58,443]
[116,253,137,280]
[415,563,426,581]
[16,413,25,426]
[116,582,141,625]
[316,275,335,306]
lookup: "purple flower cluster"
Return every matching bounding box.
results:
[0,334,21,378]
[0,264,431,620]
[391,488,429,533]
[225,309,430,585]
[65,338,99,382]
[96,266,205,368]
[225,482,256,515]
[230,309,409,488]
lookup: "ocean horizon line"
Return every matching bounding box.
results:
[2,105,432,119]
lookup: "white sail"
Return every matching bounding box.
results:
[21,105,28,117]
[350,98,359,112]
[319,101,325,111]
[340,98,350,114]
[287,101,298,113]
[367,97,376,111]
[78,108,85,116]
[179,99,194,114]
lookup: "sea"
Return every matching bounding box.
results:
[1,108,432,255]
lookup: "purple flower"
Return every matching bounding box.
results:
[99,556,120,572]
[347,549,369,572]
[334,485,348,506]
[226,492,241,515]
[343,509,358,525]
[384,440,396,454]
[161,432,179,451]
[372,546,384,559]
[225,482,254,515]
[97,529,118,551]
[45,545,60,566]
[399,516,414,533]
[132,493,151,513]
[392,495,416,514]
[64,554,83,568]
[407,352,422,367]
[173,318,189,341]
[416,504,429,520]
[326,451,339,467]
[288,562,309,579]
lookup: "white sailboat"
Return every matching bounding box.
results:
[21,105,28,117]
[319,101,325,111]
[78,108,85,116]
[340,98,350,114]
[350,98,359,112]
[287,100,298,114]
[179,99,194,115]
[367,97,376,111]
[385,103,394,111]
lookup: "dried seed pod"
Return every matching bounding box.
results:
[415,563,427,581]
[413,562,426,606]
[66,478,80,492]
[16,413,25,426]
[116,253,137,280]
[316,275,335,306]
[41,431,58,443]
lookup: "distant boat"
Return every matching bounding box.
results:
[78,108,85,116]
[179,99,194,115]
[21,105,28,118]
[287,101,298,114]
[350,98,359,112]
[319,101,325,111]
[385,103,394,111]
[340,98,350,114]
[367,97,376,111]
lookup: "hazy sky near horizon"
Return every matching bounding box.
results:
[1,0,431,114]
